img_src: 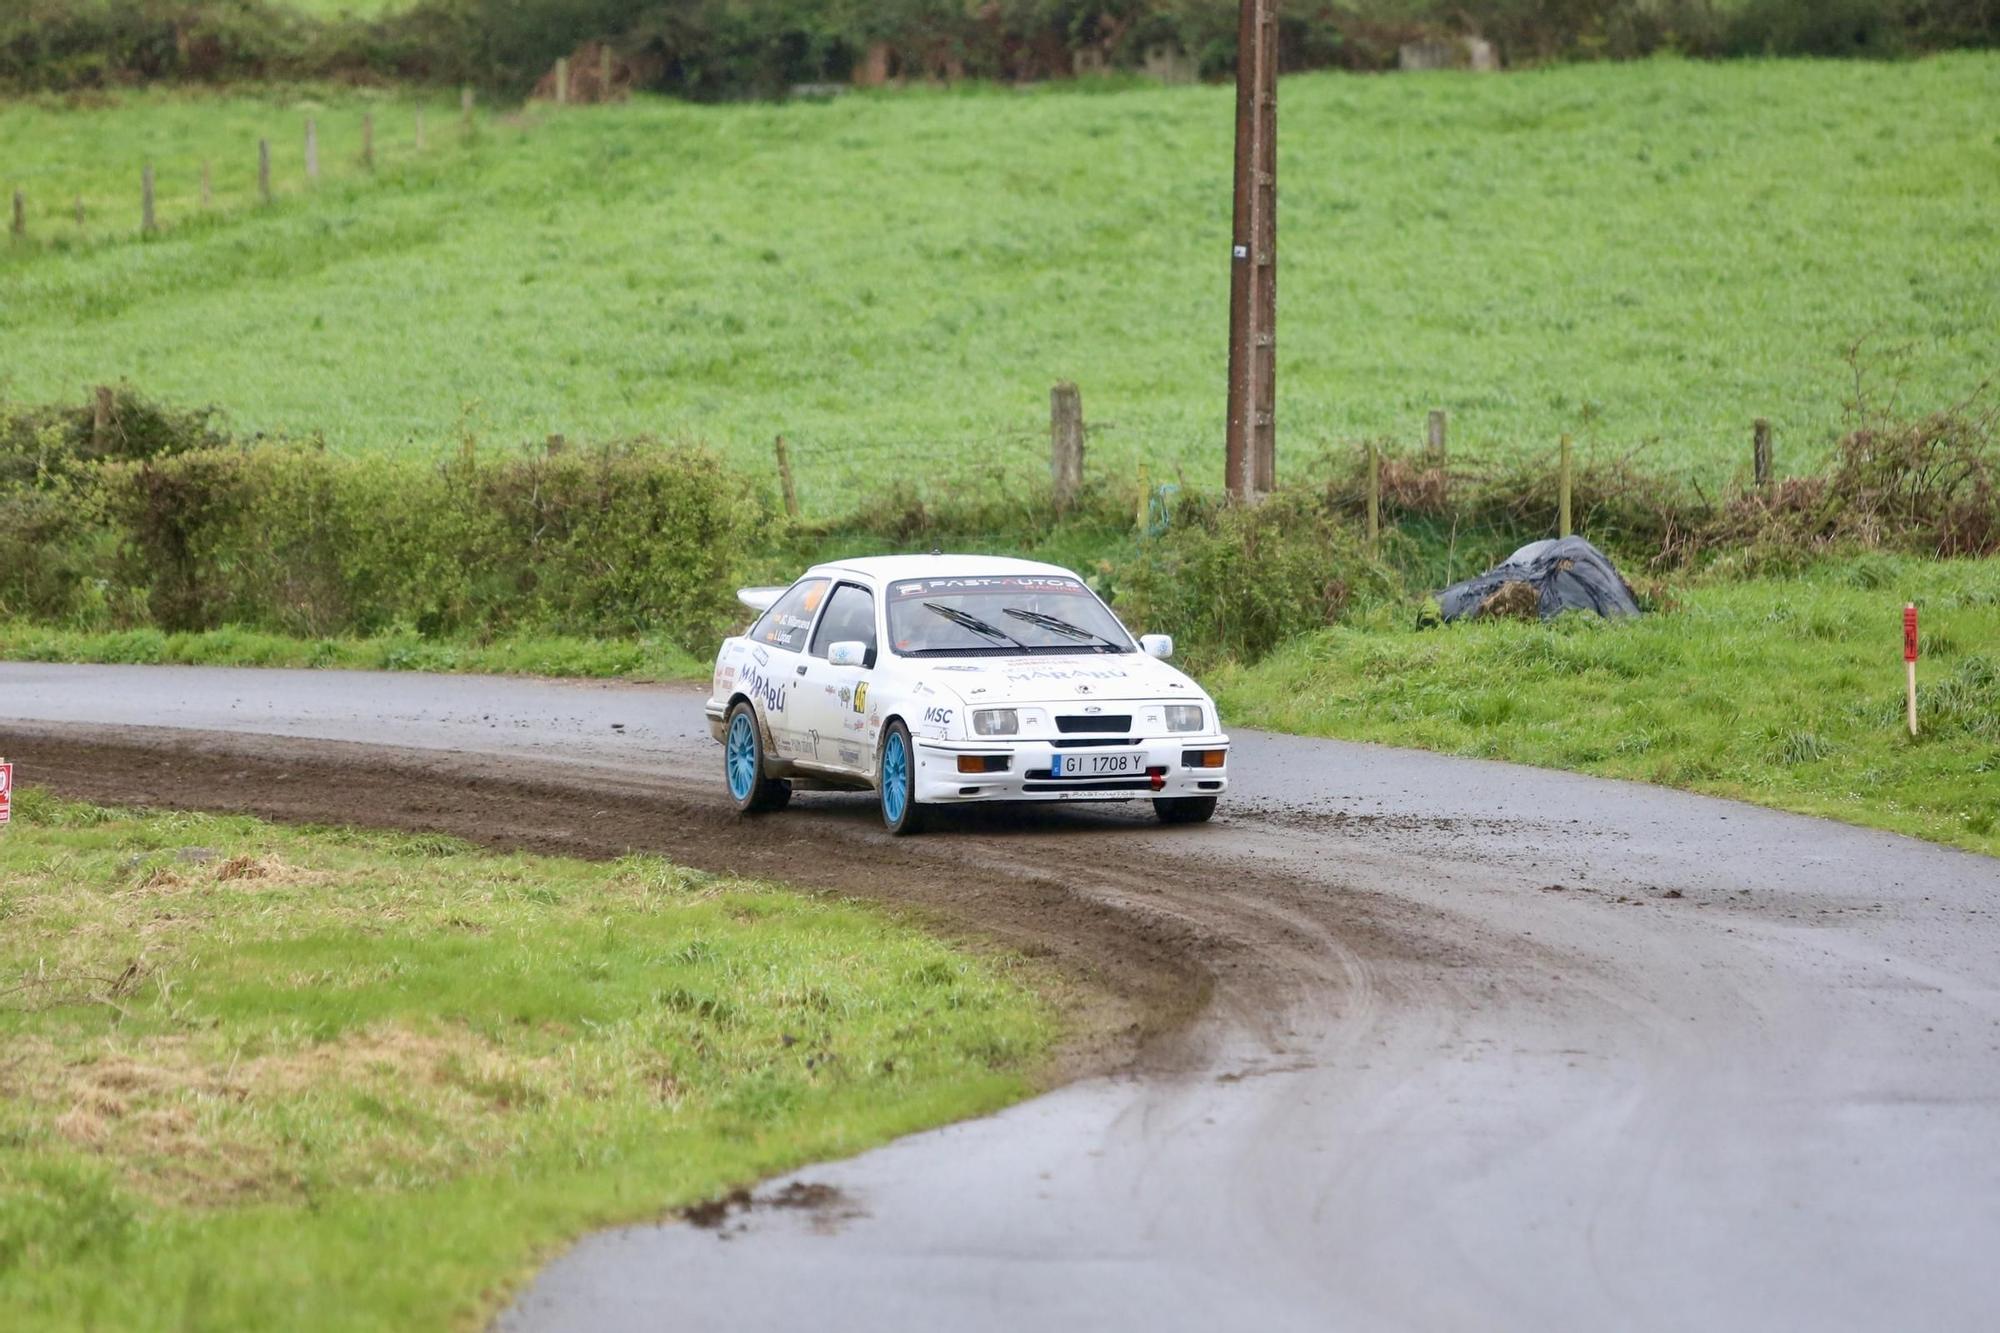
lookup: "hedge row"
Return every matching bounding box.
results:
[5,0,1995,97]
[0,392,763,645]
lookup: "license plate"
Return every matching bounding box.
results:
[1054,752,1141,778]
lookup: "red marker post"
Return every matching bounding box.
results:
[1903,604,1920,738]
[0,758,11,830]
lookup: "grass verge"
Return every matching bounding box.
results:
[1213,556,2000,858]
[0,622,706,681]
[0,794,1056,1330]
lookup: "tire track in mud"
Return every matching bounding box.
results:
[1,722,1455,1083]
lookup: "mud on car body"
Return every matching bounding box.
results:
[705,553,1230,834]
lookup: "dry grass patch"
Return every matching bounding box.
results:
[6,1025,553,1207]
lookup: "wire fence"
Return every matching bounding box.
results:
[5,92,491,248]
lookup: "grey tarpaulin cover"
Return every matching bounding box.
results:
[1435,536,1642,622]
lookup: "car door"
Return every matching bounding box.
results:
[796,580,879,774]
[740,575,829,759]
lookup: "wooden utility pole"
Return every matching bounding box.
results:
[1224,0,1278,501]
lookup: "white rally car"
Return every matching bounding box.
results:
[705,554,1229,834]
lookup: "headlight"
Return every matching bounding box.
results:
[1165,704,1205,733]
[972,708,1019,736]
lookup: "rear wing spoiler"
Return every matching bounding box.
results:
[736,587,785,613]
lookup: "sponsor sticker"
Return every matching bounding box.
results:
[852,683,869,714]
[887,575,1091,601]
[740,664,787,713]
[922,706,954,726]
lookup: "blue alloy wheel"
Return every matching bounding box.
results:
[724,700,790,814]
[879,720,928,835]
[881,731,909,823]
[726,712,757,801]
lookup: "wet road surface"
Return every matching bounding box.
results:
[3,662,1997,1331]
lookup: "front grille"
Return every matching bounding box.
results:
[1049,737,1139,748]
[1055,714,1132,734]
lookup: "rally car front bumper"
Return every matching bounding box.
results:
[912,735,1229,804]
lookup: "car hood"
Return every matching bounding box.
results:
[916,653,1205,706]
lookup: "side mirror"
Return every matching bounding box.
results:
[828,641,869,668]
[1139,634,1174,660]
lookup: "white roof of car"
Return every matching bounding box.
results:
[807,553,1079,584]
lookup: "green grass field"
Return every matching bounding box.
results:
[1215,554,2000,857]
[3,57,1994,505]
[0,795,1054,1330]
[0,87,476,236]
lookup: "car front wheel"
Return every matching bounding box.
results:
[878,720,929,835]
[1153,795,1217,825]
[724,701,791,814]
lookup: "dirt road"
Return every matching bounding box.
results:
[5,663,1998,1330]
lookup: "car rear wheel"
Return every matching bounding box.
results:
[724,702,791,814]
[878,721,929,836]
[1153,795,1217,825]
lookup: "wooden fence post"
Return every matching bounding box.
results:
[362,113,375,170]
[9,189,22,240]
[305,118,319,182]
[1753,417,1773,499]
[92,385,114,449]
[415,108,426,152]
[599,45,613,99]
[1135,463,1151,534]
[555,57,570,106]
[774,436,800,520]
[200,160,212,208]
[1366,441,1381,550]
[1558,434,1574,538]
[141,165,156,235]
[461,87,475,137]
[1050,381,1084,512]
[1425,408,1446,465]
[258,138,271,203]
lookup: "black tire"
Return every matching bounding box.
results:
[1153,795,1217,825]
[723,700,792,815]
[878,720,930,836]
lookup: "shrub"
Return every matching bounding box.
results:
[83,439,763,645]
[1109,486,1399,666]
[4,0,1993,95]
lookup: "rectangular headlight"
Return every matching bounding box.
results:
[972,708,1019,736]
[1165,704,1204,733]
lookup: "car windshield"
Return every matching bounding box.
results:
[885,574,1135,657]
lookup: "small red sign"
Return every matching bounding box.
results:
[0,761,11,829]
[1903,604,1919,664]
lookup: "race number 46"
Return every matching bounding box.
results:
[0,759,12,830]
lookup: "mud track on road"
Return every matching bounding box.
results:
[11,722,1445,1083]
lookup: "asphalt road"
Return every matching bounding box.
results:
[4,662,1998,1331]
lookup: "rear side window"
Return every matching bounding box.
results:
[810,583,877,659]
[751,578,829,652]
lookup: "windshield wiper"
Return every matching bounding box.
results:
[923,601,1025,648]
[1002,607,1126,652]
